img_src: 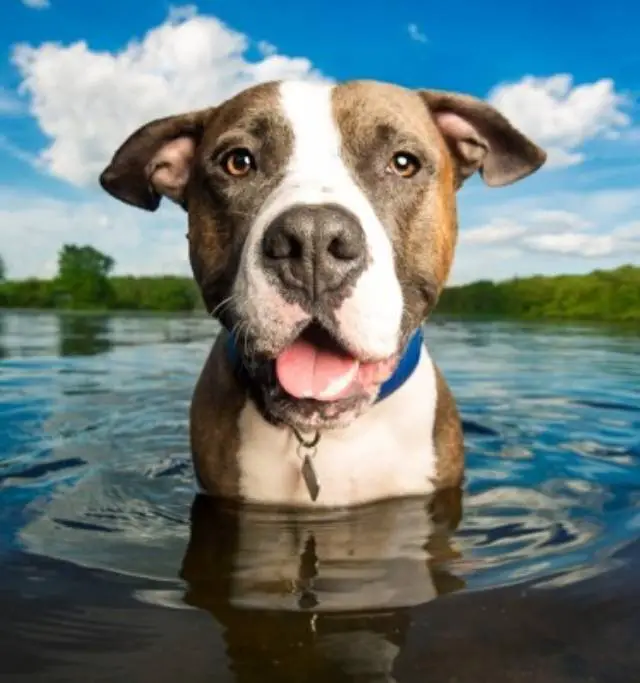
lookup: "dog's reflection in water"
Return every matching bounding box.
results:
[180,488,465,682]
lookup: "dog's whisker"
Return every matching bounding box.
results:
[210,296,233,320]
[230,320,243,349]
[241,321,252,361]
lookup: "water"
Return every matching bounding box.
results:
[1,310,639,682]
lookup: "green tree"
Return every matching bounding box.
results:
[111,275,200,312]
[436,264,640,323]
[0,254,5,282]
[54,244,115,309]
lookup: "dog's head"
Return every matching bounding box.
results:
[100,80,545,431]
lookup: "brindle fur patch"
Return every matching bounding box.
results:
[190,332,245,497]
[185,82,295,320]
[432,364,464,488]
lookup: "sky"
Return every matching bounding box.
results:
[0,0,639,285]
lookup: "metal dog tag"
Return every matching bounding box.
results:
[293,430,321,503]
[301,452,320,502]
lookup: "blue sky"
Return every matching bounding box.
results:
[1,0,639,283]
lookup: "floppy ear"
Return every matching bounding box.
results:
[99,108,214,211]
[420,90,547,188]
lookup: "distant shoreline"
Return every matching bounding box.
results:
[1,309,638,335]
[1,264,639,324]
[0,275,204,314]
[438,264,639,324]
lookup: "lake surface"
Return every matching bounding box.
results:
[0,310,639,682]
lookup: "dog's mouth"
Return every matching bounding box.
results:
[233,320,403,430]
[273,322,398,404]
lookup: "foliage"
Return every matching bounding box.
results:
[110,276,201,312]
[0,244,638,323]
[0,255,5,282]
[0,275,201,312]
[0,278,56,309]
[437,265,640,323]
[0,244,202,312]
[54,244,116,309]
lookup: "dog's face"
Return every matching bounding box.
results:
[100,80,545,431]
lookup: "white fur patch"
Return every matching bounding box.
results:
[233,80,404,359]
[233,343,439,508]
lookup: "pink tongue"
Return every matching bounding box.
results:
[275,339,361,401]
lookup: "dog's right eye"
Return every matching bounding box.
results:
[220,148,256,177]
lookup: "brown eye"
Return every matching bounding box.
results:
[387,151,421,178]
[221,148,255,177]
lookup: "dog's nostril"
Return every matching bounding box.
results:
[328,235,360,261]
[263,230,303,260]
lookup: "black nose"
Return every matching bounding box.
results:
[261,204,367,299]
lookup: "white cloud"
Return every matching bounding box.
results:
[522,233,619,258]
[0,188,190,280]
[613,221,640,239]
[524,209,594,233]
[407,23,427,43]
[543,148,584,169]
[258,41,277,57]
[21,0,50,8]
[460,220,527,245]
[460,210,594,247]
[450,187,640,284]
[11,6,328,187]
[488,74,631,168]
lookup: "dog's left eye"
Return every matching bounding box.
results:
[221,148,256,177]
[387,152,421,178]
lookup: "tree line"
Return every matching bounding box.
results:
[437,264,640,323]
[0,246,639,322]
[0,245,202,312]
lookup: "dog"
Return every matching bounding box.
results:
[100,79,546,508]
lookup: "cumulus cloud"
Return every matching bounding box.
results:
[407,23,427,44]
[613,221,640,240]
[258,41,278,57]
[11,6,328,187]
[522,233,618,258]
[459,210,595,249]
[459,220,528,246]
[21,0,50,8]
[488,74,631,168]
[455,187,640,280]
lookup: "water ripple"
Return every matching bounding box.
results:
[0,312,639,608]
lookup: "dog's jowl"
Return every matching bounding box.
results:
[100,79,546,508]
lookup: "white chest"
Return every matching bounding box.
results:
[235,346,439,507]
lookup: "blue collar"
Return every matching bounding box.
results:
[375,327,423,402]
[226,327,423,404]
